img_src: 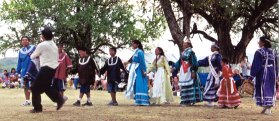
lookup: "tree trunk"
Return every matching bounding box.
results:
[160,0,192,52]
[214,21,249,64]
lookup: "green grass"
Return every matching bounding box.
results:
[0,88,278,121]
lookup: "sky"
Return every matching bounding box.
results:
[0,0,261,63]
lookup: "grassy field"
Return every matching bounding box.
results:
[0,88,278,121]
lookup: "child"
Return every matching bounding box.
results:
[232,69,244,90]
[53,44,72,99]
[73,47,99,106]
[100,47,128,106]
[1,70,10,88]
[9,68,18,88]
[217,58,241,108]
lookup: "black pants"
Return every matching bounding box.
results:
[31,66,63,111]
[235,79,244,90]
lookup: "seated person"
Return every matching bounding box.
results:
[1,70,10,88]
[232,69,244,90]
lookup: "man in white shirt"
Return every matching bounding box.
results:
[30,28,65,113]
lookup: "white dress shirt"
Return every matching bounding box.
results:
[31,40,59,69]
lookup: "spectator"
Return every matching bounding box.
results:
[239,56,251,79]
[9,68,19,88]
[232,69,244,90]
[1,70,10,88]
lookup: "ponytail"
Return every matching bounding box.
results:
[132,39,144,52]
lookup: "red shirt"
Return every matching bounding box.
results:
[54,52,72,80]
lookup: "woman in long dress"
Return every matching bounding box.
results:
[249,36,278,115]
[198,44,222,106]
[217,58,241,108]
[147,47,174,105]
[125,40,150,106]
[173,38,203,106]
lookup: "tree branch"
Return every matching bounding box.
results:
[194,8,214,25]
[159,0,184,49]
[255,17,278,29]
[239,0,254,11]
[94,0,118,7]
[190,29,217,43]
[91,39,114,54]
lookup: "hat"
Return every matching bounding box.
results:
[183,36,191,43]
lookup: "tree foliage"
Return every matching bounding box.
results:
[0,0,166,55]
[159,0,278,63]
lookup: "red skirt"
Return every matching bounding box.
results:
[217,78,241,108]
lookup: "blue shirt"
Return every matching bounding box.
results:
[16,45,36,77]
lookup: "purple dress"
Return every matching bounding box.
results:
[198,52,222,102]
[250,48,278,107]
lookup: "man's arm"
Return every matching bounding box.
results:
[30,44,42,59]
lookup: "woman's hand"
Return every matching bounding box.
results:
[123,61,129,66]
[191,72,196,79]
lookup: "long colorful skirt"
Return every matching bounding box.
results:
[217,78,241,108]
[125,63,150,106]
[254,67,276,107]
[203,73,218,102]
[179,67,203,105]
[150,67,173,104]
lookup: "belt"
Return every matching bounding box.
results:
[263,64,273,67]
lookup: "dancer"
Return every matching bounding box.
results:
[147,47,173,104]
[30,28,65,113]
[73,47,99,106]
[53,44,72,98]
[217,58,241,108]
[100,47,128,106]
[173,37,203,106]
[249,36,278,115]
[198,43,222,106]
[125,40,150,106]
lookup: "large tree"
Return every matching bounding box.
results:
[160,0,278,63]
[0,0,165,55]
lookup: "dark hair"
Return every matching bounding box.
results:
[110,47,117,53]
[188,43,193,48]
[260,36,272,48]
[21,36,30,41]
[222,58,229,64]
[77,46,90,54]
[41,27,53,40]
[10,68,15,73]
[57,43,64,47]
[154,47,165,72]
[132,39,144,52]
[3,69,7,72]
[156,47,165,56]
[168,61,174,66]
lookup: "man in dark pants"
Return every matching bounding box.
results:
[30,28,65,113]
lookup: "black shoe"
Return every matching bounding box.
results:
[30,109,42,113]
[82,101,93,106]
[234,106,239,109]
[73,101,81,106]
[57,98,66,110]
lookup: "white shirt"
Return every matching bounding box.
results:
[31,40,59,69]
